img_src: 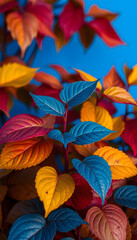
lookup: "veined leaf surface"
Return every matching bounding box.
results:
[0,114,50,144]
[35,166,75,217]
[94,146,137,179]
[59,81,98,107]
[30,93,65,116]
[72,155,111,204]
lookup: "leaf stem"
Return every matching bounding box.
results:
[123,85,129,121]
[63,105,68,133]
[64,145,69,173]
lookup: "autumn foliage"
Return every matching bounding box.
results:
[0,0,137,240]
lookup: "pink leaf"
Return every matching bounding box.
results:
[0,88,10,117]
[88,17,125,47]
[0,0,17,14]
[59,1,84,40]
[0,114,51,144]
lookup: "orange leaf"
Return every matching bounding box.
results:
[103,66,125,89]
[104,116,125,140]
[54,22,69,51]
[88,4,118,21]
[0,137,53,169]
[81,101,113,130]
[128,64,137,85]
[103,87,137,105]
[34,72,62,89]
[6,11,38,57]
[86,204,127,240]
[94,146,137,179]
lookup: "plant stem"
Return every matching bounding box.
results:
[77,226,81,240]
[63,105,68,133]
[64,145,69,173]
[27,42,38,66]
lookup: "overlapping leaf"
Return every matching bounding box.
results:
[0,137,53,169]
[0,0,17,14]
[88,18,124,47]
[0,63,37,88]
[103,87,137,105]
[86,204,127,240]
[103,66,125,89]
[81,101,113,131]
[59,1,84,40]
[48,129,76,148]
[34,72,62,89]
[72,155,111,204]
[0,114,51,144]
[59,81,98,107]
[30,93,65,116]
[47,208,86,232]
[6,12,38,57]
[94,146,137,179]
[104,116,125,140]
[66,173,92,210]
[114,185,137,209]
[88,5,118,21]
[35,166,75,217]
[70,121,113,145]
[8,213,56,240]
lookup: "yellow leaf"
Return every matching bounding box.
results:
[6,12,38,57]
[35,166,75,217]
[94,146,137,179]
[0,137,53,169]
[74,68,102,90]
[81,101,113,130]
[0,63,37,88]
[103,87,136,105]
[128,64,137,85]
[104,116,125,140]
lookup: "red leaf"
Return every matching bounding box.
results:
[0,0,17,14]
[0,88,10,117]
[98,98,116,115]
[56,109,80,124]
[88,17,125,47]
[34,84,61,100]
[121,119,137,156]
[50,64,69,79]
[0,114,51,144]
[65,173,92,210]
[34,72,62,89]
[59,1,84,40]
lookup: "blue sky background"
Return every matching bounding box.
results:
[9,0,137,118]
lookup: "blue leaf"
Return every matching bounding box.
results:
[59,81,97,107]
[8,213,56,240]
[30,93,65,116]
[48,129,76,148]
[70,121,113,145]
[114,185,137,209]
[47,208,86,232]
[72,155,112,204]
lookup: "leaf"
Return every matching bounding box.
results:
[121,119,137,156]
[74,141,106,157]
[0,0,17,14]
[47,208,86,232]
[73,69,101,90]
[80,101,113,131]
[34,72,62,89]
[127,64,137,85]
[0,137,53,169]
[126,221,132,240]
[103,66,125,89]
[30,93,65,116]
[35,166,75,217]
[72,155,111,204]
[54,22,69,51]
[34,84,61,100]
[8,213,56,240]
[70,121,113,145]
[88,5,118,21]
[0,63,37,88]
[79,23,95,49]
[98,98,116,115]
[48,130,76,148]
[59,81,98,107]
[86,204,127,240]
[88,18,125,47]
[114,185,137,209]
[94,146,137,179]
[0,88,10,117]
[0,114,51,144]
[104,116,125,140]
[7,198,44,224]
[59,1,84,40]
[6,11,38,57]
[103,87,137,105]
[66,173,92,210]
